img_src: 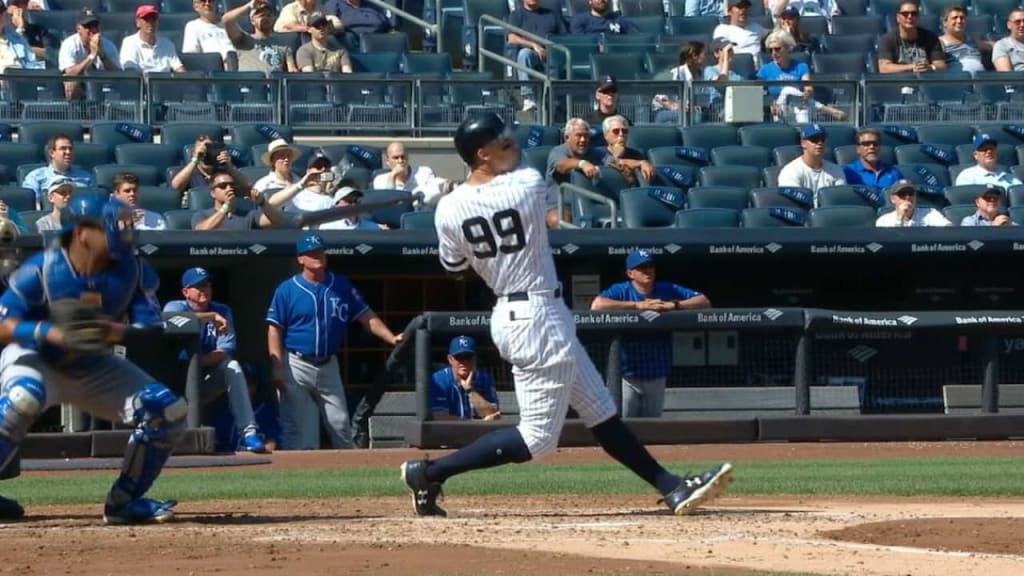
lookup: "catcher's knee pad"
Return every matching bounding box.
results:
[130,383,187,446]
[0,375,46,470]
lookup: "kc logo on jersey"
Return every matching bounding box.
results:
[330,297,348,322]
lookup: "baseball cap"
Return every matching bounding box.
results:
[727,0,751,7]
[978,184,1004,198]
[709,37,733,52]
[449,335,476,356]
[625,249,654,270]
[596,75,618,93]
[46,178,74,197]
[973,133,997,150]
[181,267,211,288]
[135,4,159,19]
[780,6,800,17]
[77,8,100,26]
[307,11,329,27]
[887,180,917,196]
[333,186,363,204]
[296,232,325,255]
[801,123,827,140]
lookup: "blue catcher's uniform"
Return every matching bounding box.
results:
[0,194,186,524]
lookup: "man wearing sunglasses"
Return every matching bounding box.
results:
[778,123,846,202]
[59,9,121,99]
[191,172,286,230]
[961,185,1013,226]
[993,9,1024,72]
[875,180,952,227]
[877,1,946,73]
[600,115,654,186]
[842,128,903,190]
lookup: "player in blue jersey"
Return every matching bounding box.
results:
[163,267,269,454]
[591,249,710,417]
[430,336,500,420]
[0,194,186,524]
[266,233,403,450]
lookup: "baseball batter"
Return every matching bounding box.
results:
[266,232,403,450]
[400,113,733,517]
[0,194,186,524]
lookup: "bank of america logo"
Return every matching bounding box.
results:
[968,240,984,251]
[866,242,883,253]
[639,311,660,322]
[765,242,782,253]
[139,244,158,255]
[248,244,267,254]
[848,345,878,363]
[166,315,191,328]
[763,308,783,321]
[664,243,681,254]
[897,315,918,326]
[562,243,579,255]
[355,244,373,254]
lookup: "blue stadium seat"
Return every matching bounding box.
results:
[667,15,718,35]
[179,53,224,73]
[711,146,772,169]
[93,163,162,189]
[821,33,876,54]
[568,166,630,227]
[230,124,293,163]
[547,34,601,79]
[619,187,682,228]
[1010,205,1024,225]
[148,72,216,122]
[773,145,804,167]
[648,164,699,188]
[699,165,761,188]
[0,187,37,212]
[674,207,740,228]
[91,122,152,150]
[600,34,658,57]
[682,125,738,149]
[728,52,757,79]
[973,0,1018,23]
[749,186,814,209]
[944,185,990,206]
[831,15,885,35]
[362,189,413,228]
[762,165,783,188]
[72,142,114,170]
[972,124,1024,146]
[401,210,436,230]
[647,146,711,168]
[402,52,453,75]
[19,210,48,231]
[361,32,409,53]
[812,52,870,76]
[210,71,276,124]
[162,209,196,231]
[187,186,212,210]
[895,144,958,166]
[897,163,952,189]
[18,121,85,149]
[865,123,920,147]
[513,124,560,150]
[646,51,678,76]
[833,144,897,166]
[0,166,10,186]
[836,0,869,15]
[741,206,807,227]
[738,124,800,149]
[135,185,183,214]
[350,52,404,73]
[686,186,749,210]
[162,123,225,163]
[1009,185,1024,206]
[590,53,647,80]
[629,16,668,36]
[115,144,182,178]
[627,125,682,154]
[619,0,665,16]
[25,10,77,34]
[943,204,979,225]
[521,145,553,175]
[816,185,886,208]
[956,143,1016,167]
[808,205,877,227]
[915,125,976,147]
[3,69,70,120]
[338,166,372,190]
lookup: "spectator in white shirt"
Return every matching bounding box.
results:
[111,172,167,231]
[182,0,237,69]
[372,141,452,207]
[253,138,301,195]
[954,134,1023,188]
[120,4,186,73]
[319,185,386,230]
[777,123,846,202]
[876,180,952,227]
[712,0,767,63]
[59,9,120,99]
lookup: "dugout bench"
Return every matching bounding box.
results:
[943,384,1024,415]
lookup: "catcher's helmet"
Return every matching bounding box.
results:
[454,112,507,166]
[61,194,135,258]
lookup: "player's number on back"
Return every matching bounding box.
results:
[461,209,526,258]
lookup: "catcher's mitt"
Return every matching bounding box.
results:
[49,299,113,355]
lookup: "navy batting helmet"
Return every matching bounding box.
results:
[454,112,507,166]
[60,194,135,258]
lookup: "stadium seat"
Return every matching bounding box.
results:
[773,145,804,167]
[19,121,85,150]
[627,126,682,154]
[16,164,45,186]
[973,124,1024,146]
[973,0,1018,23]
[93,163,161,189]
[895,144,958,166]
[619,187,682,228]
[547,34,601,79]
[1012,144,1024,168]
[811,52,869,75]
[115,144,182,178]
[674,207,740,228]
[667,15,719,35]
[1008,185,1024,206]
[864,123,920,147]
[915,125,976,147]
[0,165,10,186]
[711,146,772,169]
[956,143,1016,167]
[338,166,372,190]
[178,53,224,73]
[161,123,224,163]
[210,70,276,124]
[628,15,668,36]
[808,205,877,227]
[590,53,647,80]
[19,210,48,231]
[350,52,404,74]
[831,15,885,35]
[833,143,897,166]
[699,165,761,188]
[521,146,553,175]
[402,52,453,75]
[817,184,886,208]
[647,146,711,168]
[728,53,757,79]
[836,0,868,15]
[568,166,631,227]
[326,143,383,171]
[645,51,678,76]
[821,33,876,54]
[749,186,814,209]
[163,209,196,231]
[229,124,292,165]
[682,125,738,149]
[738,124,800,149]
[1013,165,1024,183]
[188,186,212,210]
[762,165,783,188]
[361,32,409,53]
[135,186,183,214]
[91,122,152,150]
[362,189,413,228]
[72,142,114,170]
[0,187,37,212]
[943,204,979,225]
[619,0,665,16]
[741,207,807,227]
[648,164,699,189]
[148,72,215,122]
[512,124,560,150]
[896,163,951,189]
[686,186,749,210]
[1011,205,1024,225]
[401,210,436,230]
[25,10,77,34]
[600,34,658,59]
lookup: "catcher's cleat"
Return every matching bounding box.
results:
[400,460,447,517]
[103,498,178,525]
[664,462,734,516]
[0,495,24,521]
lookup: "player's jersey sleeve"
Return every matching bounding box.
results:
[0,255,45,321]
[670,283,702,300]
[214,303,238,355]
[128,259,163,326]
[599,281,631,301]
[266,283,288,327]
[478,371,499,407]
[429,369,452,414]
[344,276,371,320]
[434,197,469,273]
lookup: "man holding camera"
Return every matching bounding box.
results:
[170,135,252,197]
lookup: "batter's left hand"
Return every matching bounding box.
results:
[391,333,403,345]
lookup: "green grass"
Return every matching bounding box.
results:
[5,456,1024,506]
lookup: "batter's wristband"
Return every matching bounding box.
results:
[14,321,51,346]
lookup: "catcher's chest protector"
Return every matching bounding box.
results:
[40,249,140,320]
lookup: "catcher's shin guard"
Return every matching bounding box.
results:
[0,374,46,474]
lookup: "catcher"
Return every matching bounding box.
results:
[0,194,186,524]
[430,336,500,421]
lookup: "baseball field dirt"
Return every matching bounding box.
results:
[3,441,1023,576]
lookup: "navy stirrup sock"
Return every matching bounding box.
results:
[591,416,679,495]
[425,427,532,484]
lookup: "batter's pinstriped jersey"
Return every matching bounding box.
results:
[266,273,370,357]
[435,167,558,295]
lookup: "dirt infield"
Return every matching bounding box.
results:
[6,442,1024,576]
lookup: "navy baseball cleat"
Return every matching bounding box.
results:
[400,460,446,517]
[242,432,269,454]
[664,462,734,516]
[103,498,178,525]
[0,495,24,520]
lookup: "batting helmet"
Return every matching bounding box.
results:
[61,194,135,258]
[454,112,507,166]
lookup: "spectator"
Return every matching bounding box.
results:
[191,171,286,230]
[278,151,338,213]
[685,0,721,16]
[585,75,632,127]
[0,200,29,234]
[22,134,95,209]
[993,9,1024,72]
[275,0,339,33]
[591,249,710,418]
[254,139,302,195]
[372,141,452,206]
[223,0,296,73]
[111,173,167,231]
[507,0,566,113]
[777,123,846,199]
[163,268,270,454]
[430,336,500,421]
[756,29,845,122]
[776,8,821,54]
[877,1,945,73]
[961,184,1013,226]
[182,0,237,68]
[876,180,952,226]
[319,185,387,230]
[0,1,42,72]
[713,0,768,61]
[770,0,837,22]
[570,0,638,35]
[940,5,988,74]
[323,0,393,50]
[954,134,1023,187]
[545,117,604,227]
[120,5,186,73]
[170,135,252,196]
[295,12,352,73]
[59,9,121,99]
[600,115,654,187]
[5,0,45,61]
[842,128,903,189]
[653,40,744,124]
[33,179,74,233]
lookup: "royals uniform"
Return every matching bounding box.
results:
[266,270,370,449]
[430,367,499,420]
[434,167,617,459]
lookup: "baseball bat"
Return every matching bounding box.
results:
[290,193,423,229]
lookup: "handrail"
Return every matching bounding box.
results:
[362,0,443,53]
[558,182,618,229]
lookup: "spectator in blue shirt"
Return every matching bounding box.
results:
[756,29,845,121]
[570,0,638,35]
[430,336,500,420]
[21,134,95,209]
[842,128,903,190]
[506,0,566,113]
[591,250,711,418]
[961,184,1014,226]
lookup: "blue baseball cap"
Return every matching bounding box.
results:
[181,267,210,288]
[449,335,476,356]
[801,123,826,140]
[296,232,325,255]
[625,249,654,270]
[973,133,997,150]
